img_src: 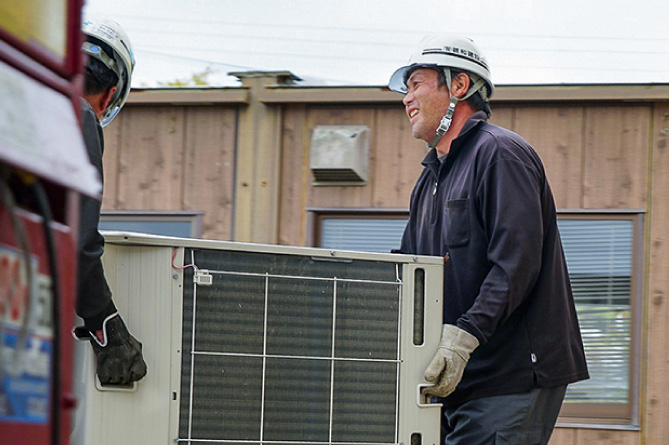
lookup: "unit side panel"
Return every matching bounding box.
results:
[74,244,176,445]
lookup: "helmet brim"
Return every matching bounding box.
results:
[387,34,495,99]
[388,63,441,94]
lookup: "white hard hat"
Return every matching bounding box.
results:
[388,33,494,100]
[82,19,135,127]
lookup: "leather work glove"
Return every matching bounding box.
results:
[74,312,148,385]
[422,324,479,398]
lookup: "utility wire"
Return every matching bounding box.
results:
[105,11,669,43]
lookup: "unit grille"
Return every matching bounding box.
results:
[178,248,403,445]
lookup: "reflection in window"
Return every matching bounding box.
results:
[321,218,407,253]
[559,219,632,406]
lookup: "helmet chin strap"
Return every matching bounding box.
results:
[427,68,489,150]
[428,96,458,149]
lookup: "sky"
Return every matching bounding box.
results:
[82,0,669,89]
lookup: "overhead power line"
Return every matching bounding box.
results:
[110,11,669,43]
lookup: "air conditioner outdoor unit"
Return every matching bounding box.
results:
[72,232,443,445]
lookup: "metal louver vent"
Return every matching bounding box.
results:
[72,233,442,445]
[311,168,368,183]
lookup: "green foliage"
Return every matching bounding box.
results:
[157,66,216,87]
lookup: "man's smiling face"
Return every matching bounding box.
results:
[402,68,451,143]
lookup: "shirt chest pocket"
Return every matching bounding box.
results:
[443,198,470,247]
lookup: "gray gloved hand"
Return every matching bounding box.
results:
[422,324,479,398]
[74,312,147,385]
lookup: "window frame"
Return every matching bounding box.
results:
[310,208,644,426]
[99,210,204,238]
[308,207,409,249]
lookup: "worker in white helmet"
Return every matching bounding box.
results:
[74,19,147,386]
[390,34,588,444]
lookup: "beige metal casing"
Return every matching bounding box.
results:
[310,125,370,185]
[72,232,443,445]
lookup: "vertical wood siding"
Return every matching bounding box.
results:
[643,102,669,445]
[103,105,236,240]
[182,107,236,240]
[582,106,650,209]
[514,106,585,209]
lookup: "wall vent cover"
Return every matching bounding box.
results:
[310,125,369,185]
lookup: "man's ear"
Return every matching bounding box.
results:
[450,73,471,100]
[100,86,118,113]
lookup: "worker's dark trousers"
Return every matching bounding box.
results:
[441,385,566,445]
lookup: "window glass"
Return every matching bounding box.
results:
[558,219,633,406]
[321,218,407,253]
[99,220,194,238]
[99,211,202,238]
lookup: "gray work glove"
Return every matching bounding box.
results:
[422,324,479,398]
[74,312,147,385]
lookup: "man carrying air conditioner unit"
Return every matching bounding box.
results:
[390,34,589,445]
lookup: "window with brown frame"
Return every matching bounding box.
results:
[312,209,642,426]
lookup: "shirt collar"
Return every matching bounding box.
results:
[421,110,489,168]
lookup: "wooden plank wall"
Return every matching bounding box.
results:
[644,102,669,445]
[279,105,426,246]
[101,105,237,240]
[279,102,651,243]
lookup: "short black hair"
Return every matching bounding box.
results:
[434,68,492,118]
[83,39,119,96]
